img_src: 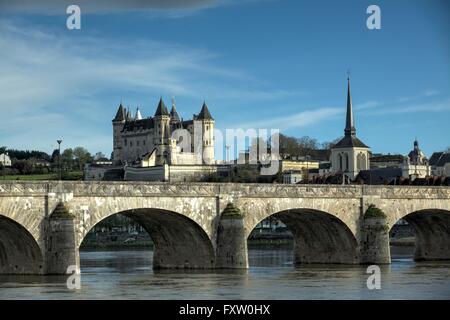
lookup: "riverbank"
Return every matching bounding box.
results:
[81,238,414,250]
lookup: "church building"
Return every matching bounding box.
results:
[330,78,371,180]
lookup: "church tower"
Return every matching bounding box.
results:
[153,97,171,165]
[196,101,215,164]
[331,78,370,180]
[112,102,126,164]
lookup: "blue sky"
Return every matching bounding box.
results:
[0,0,449,159]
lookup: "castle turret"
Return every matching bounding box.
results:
[112,102,126,164]
[154,97,171,165]
[135,107,143,120]
[169,97,181,131]
[196,101,215,164]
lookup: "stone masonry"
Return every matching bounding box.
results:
[0,181,449,274]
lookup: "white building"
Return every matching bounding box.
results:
[430,152,450,177]
[0,153,11,167]
[283,170,303,184]
[330,78,371,180]
[400,139,431,179]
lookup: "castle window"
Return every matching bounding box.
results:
[143,140,146,145]
[206,125,209,131]
[124,139,127,146]
[137,141,139,146]
[130,141,133,147]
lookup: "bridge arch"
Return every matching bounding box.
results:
[0,214,44,274]
[79,208,216,269]
[247,208,360,264]
[389,209,450,261]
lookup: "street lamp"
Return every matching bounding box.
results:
[57,140,62,180]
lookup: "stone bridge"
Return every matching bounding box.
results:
[0,181,449,274]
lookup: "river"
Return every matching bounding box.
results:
[0,247,449,299]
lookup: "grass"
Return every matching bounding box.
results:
[1,171,83,181]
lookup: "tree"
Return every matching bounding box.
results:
[94,152,106,161]
[279,134,299,157]
[297,136,319,151]
[73,147,92,170]
[12,160,33,175]
[321,138,342,150]
[61,148,74,170]
[51,149,60,163]
[6,149,50,161]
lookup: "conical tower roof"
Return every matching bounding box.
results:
[113,103,126,122]
[197,101,214,120]
[154,97,170,117]
[135,107,143,120]
[170,98,180,121]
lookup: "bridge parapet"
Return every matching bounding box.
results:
[1,181,449,199]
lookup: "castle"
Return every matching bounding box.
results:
[112,98,215,166]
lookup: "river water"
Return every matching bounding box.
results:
[0,247,449,299]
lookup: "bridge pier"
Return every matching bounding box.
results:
[360,205,391,264]
[216,203,248,268]
[45,203,80,275]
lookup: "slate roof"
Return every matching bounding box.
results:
[333,135,369,149]
[429,152,444,166]
[170,105,180,121]
[154,98,170,117]
[437,153,450,167]
[356,168,403,185]
[196,102,214,120]
[122,118,155,132]
[113,103,126,122]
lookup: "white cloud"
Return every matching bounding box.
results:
[0,0,265,16]
[0,19,295,154]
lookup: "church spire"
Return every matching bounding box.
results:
[344,77,356,137]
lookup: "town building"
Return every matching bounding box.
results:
[400,139,431,179]
[282,170,304,184]
[429,151,450,177]
[370,154,404,169]
[0,153,11,167]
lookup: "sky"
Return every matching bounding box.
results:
[0,0,449,160]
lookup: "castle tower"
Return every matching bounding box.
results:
[112,102,126,164]
[135,107,142,120]
[331,77,370,180]
[153,97,171,165]
[169,97,181,131]
[196,101,215,164]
